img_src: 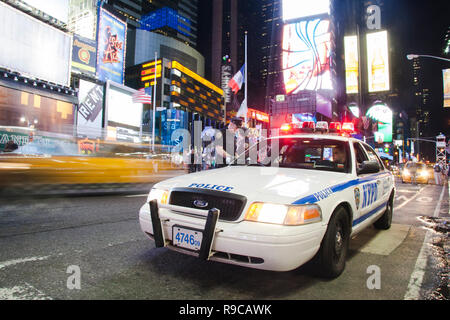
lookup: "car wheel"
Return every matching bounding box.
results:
[374,192,394,230]
[314,206,350,279]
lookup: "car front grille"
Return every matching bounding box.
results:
[168,188,247,222]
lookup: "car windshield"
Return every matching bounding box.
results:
[232,137,351,173]
[406,163,426,170]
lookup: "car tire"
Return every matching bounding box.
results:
[374,192,394,230]
[314,206,350,279]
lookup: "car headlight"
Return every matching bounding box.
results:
[403,169,410,176]
[147,188,169,205]
[244,202,322,226]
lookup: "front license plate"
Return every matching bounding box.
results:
[172,226,203,251]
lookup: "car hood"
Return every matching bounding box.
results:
[155,166,350,204]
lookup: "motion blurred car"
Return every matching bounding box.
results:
[401,162,429,184]
[0,138,186,195]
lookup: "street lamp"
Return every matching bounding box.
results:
[406,54,450,62]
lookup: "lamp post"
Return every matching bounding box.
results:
[406,54,450,63]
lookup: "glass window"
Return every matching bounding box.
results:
[362,143,385,170]
[353,142,368,173]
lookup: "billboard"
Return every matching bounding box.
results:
[282,19,332,94]
[72,34,97,76]
[282,0,330,22]
[344,35,359,94]
[77,80,104,138]
[366,103,392,142]
[443,69,450,108]
[0,1,72,86]
[105,82,143,142]
[22,0,69,23]
[367,31,390,93]
[96,7,127,84]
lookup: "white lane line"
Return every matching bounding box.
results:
[404,184,445,300]
[124,194,148,198]
[395,185,428,210]
[0,256,50,270]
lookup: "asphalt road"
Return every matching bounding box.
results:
[0,178,448,301]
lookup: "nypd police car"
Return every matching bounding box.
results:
[139,133,395,278]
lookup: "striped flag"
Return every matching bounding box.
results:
[132,87,152,104]
[227,64,245,94]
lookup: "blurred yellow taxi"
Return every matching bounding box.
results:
[401,162,430,184]
[0,137,186,194]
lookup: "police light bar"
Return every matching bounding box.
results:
[329,122,342,133]
[342,122,355,132]
[280,123,291,132]
[316,121,329,133]
[302,121,315,132]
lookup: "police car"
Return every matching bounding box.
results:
[139,124,395,278]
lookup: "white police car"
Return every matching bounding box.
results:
[139,134,395,278]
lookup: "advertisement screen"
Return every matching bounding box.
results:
[344,35,359,94]
[282,19,332,94]
[106,83,143,142]
[0,1,72,86]
[367,31,390,93]
[282,0,330,21]
[366,103,392,142]
[443,69,450,108]
[96,7,127,84]
[77,80,104,138]
[72,34,97,76]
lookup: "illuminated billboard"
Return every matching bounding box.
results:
[344,35,359,94]
[367,31,390,93]
[77,80,104,138]
[96,7,127,84]
[443,69,450,108]
[366,103,392,143]
[282,19,332,94]
[72,34,97,76]
[282,0,330,22]
[0,1,72,86]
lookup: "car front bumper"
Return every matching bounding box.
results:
[139,202,326,272]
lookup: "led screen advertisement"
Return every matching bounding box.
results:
[344,35,359,94]
[282,0,330,22]
[96,7,127,84]
[282,19,332,95]
[105,82,143,143]
[367,31,390,93]
[0,1,72,86]
[77,80,104,138]
[366,103,392,143]
[443,69,450,108]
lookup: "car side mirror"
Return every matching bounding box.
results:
[358,160,380,175]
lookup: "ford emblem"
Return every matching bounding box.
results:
[193,200,208,208]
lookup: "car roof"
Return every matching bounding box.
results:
[271,134,358,143]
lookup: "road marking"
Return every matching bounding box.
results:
[0,256,50,271]
[124,194,148,198]
[0,283,52,300]
[395,185,427,210]
[404,184,445,300]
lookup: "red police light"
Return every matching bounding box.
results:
[280,123,291,132]
[329,122,342,132]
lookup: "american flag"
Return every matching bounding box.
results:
[132,87,152,104]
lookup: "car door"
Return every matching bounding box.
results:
[362,143,392,206]
[352,141,381,229]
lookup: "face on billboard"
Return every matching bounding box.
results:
[344,36,359,94]
[282,19,332,94]
[282,0,330,21]
[443,69,450,108]
[97,8,127,84]
[367,31,390,92]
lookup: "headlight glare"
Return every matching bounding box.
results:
[148,188,169,205]
[245,202,322,226]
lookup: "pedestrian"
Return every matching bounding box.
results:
[434,162,442,185]
[215,117,245,168]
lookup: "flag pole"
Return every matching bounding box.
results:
[244,31,248,126]
[152,51,157,153]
